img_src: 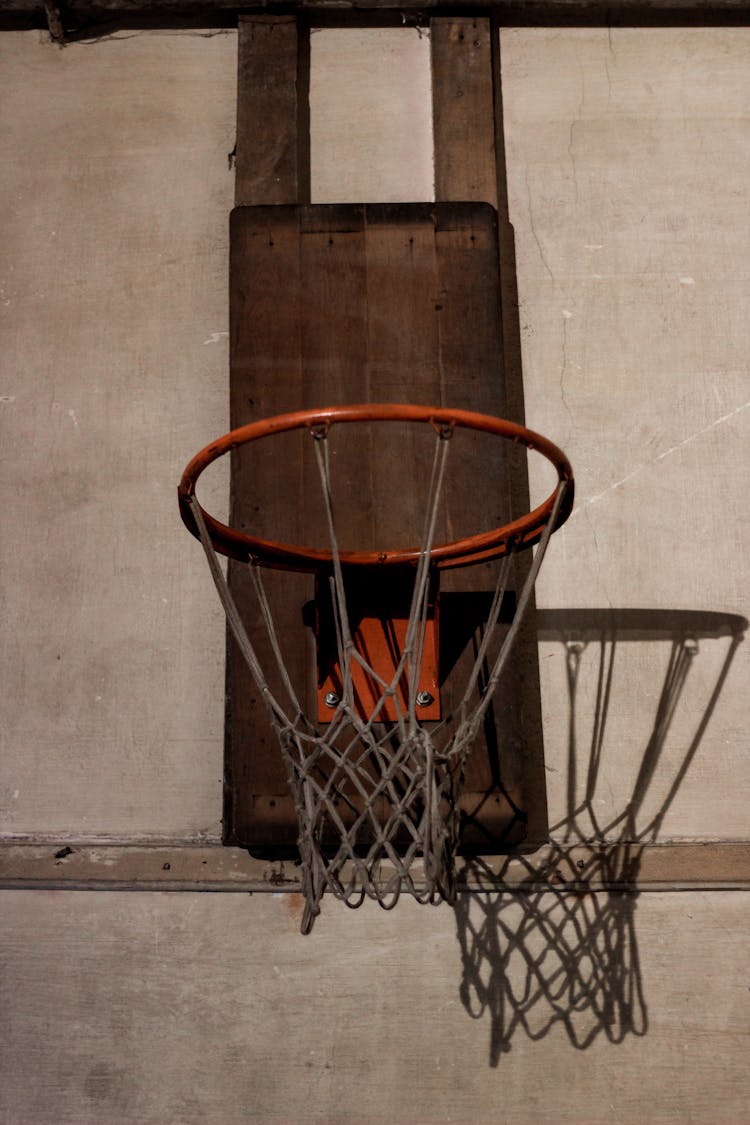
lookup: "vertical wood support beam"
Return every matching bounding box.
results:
[431,17,549,844]
[235,14,309,206]
[430,17,497,205]
[227,15,309,843]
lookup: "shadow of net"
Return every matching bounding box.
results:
[453,608,745,1066]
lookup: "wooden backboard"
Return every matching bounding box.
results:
[225,201,547,852]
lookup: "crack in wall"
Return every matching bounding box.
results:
[584,506,613,609]
[524,164,554,281]
[559,312,575,433]
[571,399,750,517]
[568,64,585,205]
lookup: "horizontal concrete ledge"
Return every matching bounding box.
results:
[1,841,749,893]
[5,0,750,33]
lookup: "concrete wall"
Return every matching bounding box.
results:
[2,890,748,1122]
[1,26,748,1124]
[1,29,235,840]
[503,29,750,842]
[310,27,434,203]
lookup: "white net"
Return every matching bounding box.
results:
[189,421,568,933]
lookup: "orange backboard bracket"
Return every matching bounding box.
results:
[315,569,441,723]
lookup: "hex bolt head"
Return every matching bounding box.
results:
[324,691,340,709]
[416,690,434,708]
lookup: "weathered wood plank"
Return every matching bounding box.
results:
[431,17,497,206]
[428,205,528,848]
[360,207,442,555]
[228,207,308,846]
[298,204,368,412]
[430,14,544,847]
[229,16,305,844]
[2,841,749,890]
[7,0,750,29]
[235,15,304,206]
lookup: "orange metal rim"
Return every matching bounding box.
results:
[177,403,575,572]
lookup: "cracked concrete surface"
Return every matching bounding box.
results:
[502,27,750,839]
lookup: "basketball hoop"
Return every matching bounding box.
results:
[179,404,574,933]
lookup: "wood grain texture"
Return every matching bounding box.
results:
[227,207,308,843]
[7,1,750,30]
[227,203,538,851]
[229,19,305,843]
[235,15,303,206]
[431,19,549,845]
[3,841,749,890]
[431,17,497,205]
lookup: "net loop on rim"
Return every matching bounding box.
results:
[182,406,572,933]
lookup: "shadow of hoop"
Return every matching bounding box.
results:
[453,608,746,1067]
